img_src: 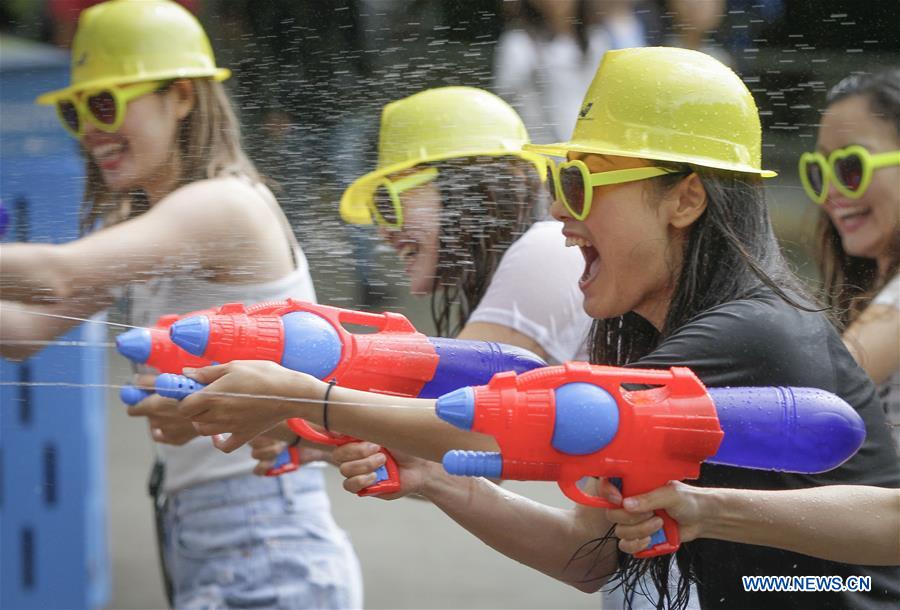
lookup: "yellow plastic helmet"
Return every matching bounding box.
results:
[340,86,547,225]
[524,47,776,177]
[36,0,230,105]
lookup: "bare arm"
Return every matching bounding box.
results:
[181,361,621,588]
[707,485,900,565]
[0,177,291,306]
[423,466,618,591]
[611,482,900,566]
[456,321,550,362]
[322,385,498,461]
[179,361,498,459]
[0,298,110,360]
[843,303,900,385]
[336,443,619,592]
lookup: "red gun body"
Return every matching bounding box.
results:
[442,362,724,556]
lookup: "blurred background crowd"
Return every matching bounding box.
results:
[2,0,897,324]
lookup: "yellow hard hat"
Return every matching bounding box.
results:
[524,47,776,177]
[36,0,229,105]
[340,86,547,225]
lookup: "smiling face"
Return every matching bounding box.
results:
[81,80,194,201]
[551,153,704,329]
[818,95,900,268]
[377,170,442,294]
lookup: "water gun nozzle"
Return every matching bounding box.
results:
[435,387,476,430]
[115,328,152,364]
[169,315,211,356]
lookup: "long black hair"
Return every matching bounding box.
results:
[583,164,817,609]
[815,68,900,328]
[590,164,815,366]
[427,155,545,336]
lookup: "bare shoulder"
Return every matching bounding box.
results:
[128,175,291,278]
[145,175,285,248]
[154,175,272,219]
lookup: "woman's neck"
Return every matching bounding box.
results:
[142,156,183,206]
[634,297,670,333]
[876,253,896,283]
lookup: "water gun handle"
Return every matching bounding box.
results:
[609,478,679,558]
[635,510,680,558]
[556,477,679,557]
[557,477,680,557]
[286,418,401,497]
[155,373,300,478]
[266,445,300,477]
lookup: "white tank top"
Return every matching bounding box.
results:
[124,182,317,493]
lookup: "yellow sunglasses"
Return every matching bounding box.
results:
[546,159,681,220]
[799,145,900,205]
[55,80,168,138]
[369,168,440,228]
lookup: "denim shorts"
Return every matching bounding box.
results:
[162,467,362,610]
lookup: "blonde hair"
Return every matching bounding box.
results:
[78,79,261,233]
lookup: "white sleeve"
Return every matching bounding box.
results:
[493,30,537,95]
[468,221,593,364]
[872,274,900,309]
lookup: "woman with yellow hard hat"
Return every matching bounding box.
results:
[0,1,361,608]
[579,69,896,575]
[338,85,591,352]
[164,47,900,608]
[250,82,591,511]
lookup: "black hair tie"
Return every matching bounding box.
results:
[323,379,338,432]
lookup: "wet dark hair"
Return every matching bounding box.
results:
[580,164,817,609]
[589,164,814,366]
[427,155,545,336]
[815,68,900,328]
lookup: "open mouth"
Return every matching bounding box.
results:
[566,236,601,289]
[91,141,128,169]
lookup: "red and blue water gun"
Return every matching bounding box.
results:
[436,362,867,557]
[115,310,301,476]
[162,299,547,495]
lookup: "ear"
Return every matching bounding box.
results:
[668,173,707,229]
[168,79,196,121]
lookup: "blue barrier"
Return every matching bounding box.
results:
[0,36,109,610]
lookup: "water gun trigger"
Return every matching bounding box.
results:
[558,477,618,509]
